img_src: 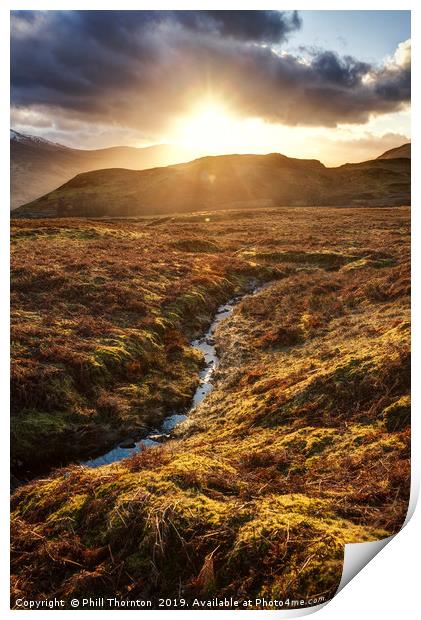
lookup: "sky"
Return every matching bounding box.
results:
[10,10,411,166]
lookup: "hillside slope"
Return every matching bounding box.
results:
[10,130,194,209]
[12,152,410,218]
[377,142,411,160]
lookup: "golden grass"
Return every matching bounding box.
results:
[11,206,410,608]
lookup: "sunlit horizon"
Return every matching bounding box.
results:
[12,96,410,167]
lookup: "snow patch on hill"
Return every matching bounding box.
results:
[10,129,68,149]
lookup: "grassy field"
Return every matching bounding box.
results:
[11,215,279,474]
[11,207,410,608]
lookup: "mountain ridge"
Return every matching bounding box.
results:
[377,142,411,160]
[10,129,195,209]
[13,149,410,218]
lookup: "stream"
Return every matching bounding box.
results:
[82,282,268,468]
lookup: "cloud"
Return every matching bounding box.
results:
[183,10,302,42]
[388,38,411,70]
[320,131,410,165]
[10,11,410,139]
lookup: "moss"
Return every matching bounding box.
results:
[92,333,160,373]
[161,453,238,490]
[383,396,410,432]
[12,475,68,518]
[125,552,151,574]
[342,257,396,271]
[236,494,385,550]
[262,344,409,428]
[241,250,356,270]
[47,494,89,529]
[232,494,386,598]
[305,430,335,456]
[11,410,78,461]
[307,425,406,466]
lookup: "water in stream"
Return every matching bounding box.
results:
[83,284,266,468]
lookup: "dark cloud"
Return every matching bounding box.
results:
[374,66,411,102]
[176,10,302,43]
[310,52,370,87]
[10,10,410,135]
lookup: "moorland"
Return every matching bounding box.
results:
[11,206,410,607]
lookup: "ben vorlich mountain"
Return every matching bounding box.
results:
[12,143,410,219]
[10,130,195,210]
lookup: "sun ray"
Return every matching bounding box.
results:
[173,99,236,153]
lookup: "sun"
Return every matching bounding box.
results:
[174,100,235,153]
[172,98,299,157]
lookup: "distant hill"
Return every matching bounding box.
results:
[10,130,195,209]
[13,151,410,219]
[377,143,411,160]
